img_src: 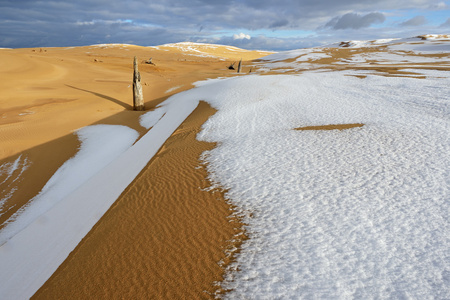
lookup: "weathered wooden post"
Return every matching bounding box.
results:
[237,58,242,73]
[133,56,144,111]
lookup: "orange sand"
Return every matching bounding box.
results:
[294,124,364,131]
[33,102,245,299]
[0,44,265,297]
[0,44,270,225]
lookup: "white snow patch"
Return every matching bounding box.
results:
[259,48,317,62]
[165,85,183,94]
[0,155,26,184]
[139,106,167,129]
[0,156,29,212]
[0,125,139,246]
[389,42,450,54]
[295,52,331,62]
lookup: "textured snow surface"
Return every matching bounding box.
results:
[195,73,450,299]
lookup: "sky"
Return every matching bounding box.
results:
[0,0,449,51]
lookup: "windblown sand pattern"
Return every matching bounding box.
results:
[33,102,245,299]
[0,44,266,230]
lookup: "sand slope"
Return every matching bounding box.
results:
[0,44,269,226]
[0,43,266,298]
[33,102,245,299]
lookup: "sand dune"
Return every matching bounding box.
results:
[0,44,265,298]
[33,102,245,299]
[0,44,268,226]
[1,36,448,298]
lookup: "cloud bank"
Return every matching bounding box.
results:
[0,0,449,50]
[325,12,386,30]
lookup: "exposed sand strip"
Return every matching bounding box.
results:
[33,102,245,299]
[294,124,364,131]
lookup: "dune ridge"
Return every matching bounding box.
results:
[0,43,262,298]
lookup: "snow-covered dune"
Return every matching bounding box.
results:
[255,34,450,74]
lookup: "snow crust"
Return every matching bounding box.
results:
[195,73,450,298]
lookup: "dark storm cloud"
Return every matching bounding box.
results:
[400,16,428,26]
[325,12,386,30]
[0,0,447,49]
[269,20,290,29]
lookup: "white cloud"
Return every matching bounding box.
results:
[233,33,251,40]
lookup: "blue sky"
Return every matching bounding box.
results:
[0,0,449,50]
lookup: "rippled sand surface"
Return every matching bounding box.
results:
[33,102,244,299]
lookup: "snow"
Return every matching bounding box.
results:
[259,48,317,62]
[0,155,29,212]
[165,85,183,94]
[389,42,450,54]
[295,52,330,62]
[139,106,167,129]
[195,73,450,299]
[344,51,448,64]
[0,85,206,299]
[0,155,26,184]
[255,36,449,74]
[0,91,202,299]
[0,125,139,246]
[420,34,450,40]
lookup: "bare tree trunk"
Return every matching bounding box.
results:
[237,58,242,73]
[133,56,144,111]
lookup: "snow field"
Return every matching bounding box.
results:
[256,36,450,74]
[195,73,449,298]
